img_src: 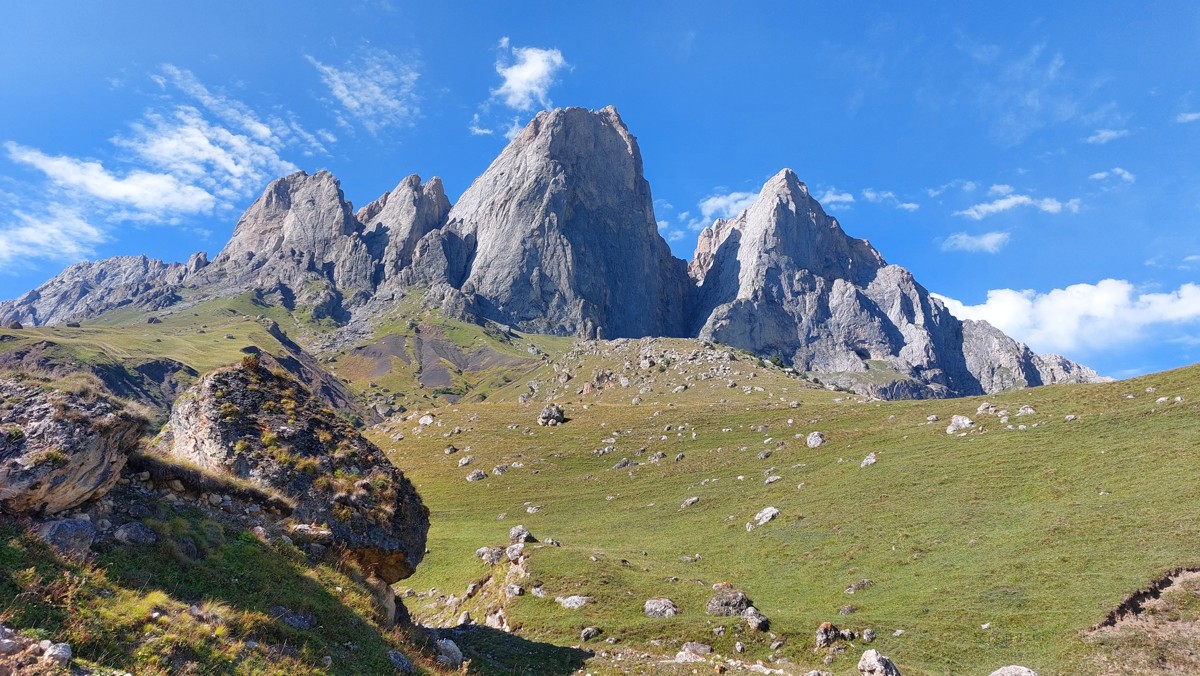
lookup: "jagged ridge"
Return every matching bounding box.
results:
[0,106,1101,398]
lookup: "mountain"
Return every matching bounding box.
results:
[0,106,1101,398]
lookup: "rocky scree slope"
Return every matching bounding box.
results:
[0,106,1098,398]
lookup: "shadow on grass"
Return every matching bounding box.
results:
[442,623,592,675]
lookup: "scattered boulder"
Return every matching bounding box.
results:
[580,626,602,641]
[945,415,973,434]
[681,641,711,655]
[114,521,158,546]
[644,597,679,618]
[860,452,877,468]
[556,595,591,609]
[37,518,97,557]
[537,404,565,426]
[466,470,487,482]
[858,649,901,676]
[418,414,435,426]
[434,638,463,669]
[862,627,876,643]
[749,506,779,529]
[386,650,414,674]
[706,590,751,616]
[742,605,770,631]
[680,496,700,509]
[989,668,1038,676]
[504,543,524,561]
[1017,405,1035,416]
[509,524,536,543]
[476,546,503,565]
[0,377,145,516]
[41,641,72,666]
[612,457,636,470]
[163,356,429,584]
[806,432,826,448]
[815,622,840,648]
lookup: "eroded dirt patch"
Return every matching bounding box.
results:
[1086,568,1200,674]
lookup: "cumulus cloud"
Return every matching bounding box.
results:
[941,231,1011,253]
[1089,167,1135,182]
[935,280,1200,354]
[954,192,1080,219]
[492,38,568,111]
[307,52,420,134]
[1085,128,1129,144]
[1176,112,1200,123]
[817,189,855,208]
[468,113,493,136]
[0,207,106,266]
[6,142,216,216]
[698,191,757,221]
[862,188,918,211]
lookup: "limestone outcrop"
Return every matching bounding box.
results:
[164,354,429,583]
[0,377,145,515]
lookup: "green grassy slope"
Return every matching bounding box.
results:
[379,354,1200,675]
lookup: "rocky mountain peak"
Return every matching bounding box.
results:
[422,105,690,338]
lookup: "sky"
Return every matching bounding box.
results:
[1,1,1199,378]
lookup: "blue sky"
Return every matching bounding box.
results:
[2,1,1199,378]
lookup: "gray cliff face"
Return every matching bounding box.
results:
[685,169,1104,398]
[689,170,978,397]
[414,106,691,338]
[0,106,1102,399]
[196,170,375,316]
[0,255,195,327]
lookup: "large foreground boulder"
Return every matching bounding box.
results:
[0,377,144,515]
[164,354,429,583]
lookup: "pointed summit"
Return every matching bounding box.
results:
[419,106,690,338]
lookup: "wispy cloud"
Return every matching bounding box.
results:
[926,179,978,197]
[307,51,420,134]
[941,231,1010,253]
[954,192,1080,219]
[6,142,216,216]
[1089,167,1135,182]
[698,191,757,221]
[1085,128,1129,144]
[862,188,918,211]
[817,188,855,209]
[1,65,314,264]
[492,37,568,111]
[936,280,1200,355]
[1176,112,1200,123]
[468,113,493,136]
[0,207,106,267]
[975,43,1079,144]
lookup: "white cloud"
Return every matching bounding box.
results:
[862,188,919,211]
[698,191,757,221]
[941,231,1011,253]
[954,192,1080,219]
[503,117,524,140]
[1176,112,1200,123]
[988,184,1014,196]
[1085,128,1129,144]
[6,141,216,215]
[492,39,568,111]
[935,279,1200,354]
[0,207,106,266]
[468,113,493,136]
[926,179,978,197]
[817,189,855,208]
[307,52,420,134]
[657,220,669,231]
[668,230,687,242]
[1089,167,1135,182]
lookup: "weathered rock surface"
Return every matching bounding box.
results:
[409,106,692,339]
[0,255,194,327]
[858,648,901,676]
[163,354,429,583]
[0,378,144,515]
[644,597,679,617]
[989,667,1038,676]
